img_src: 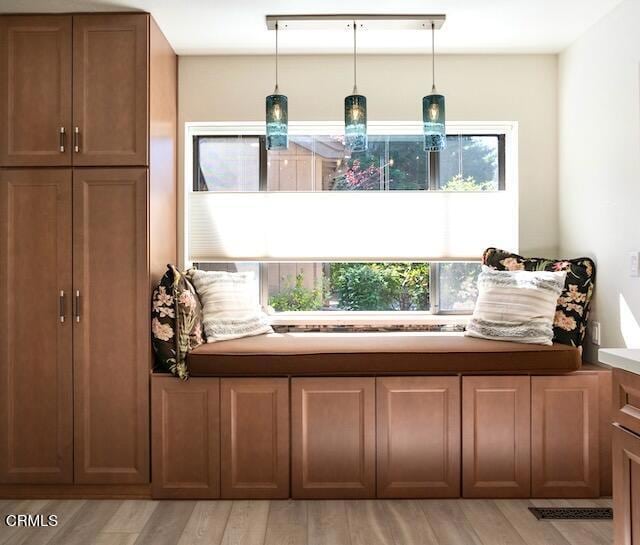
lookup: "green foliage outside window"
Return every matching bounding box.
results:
[268,273,324,312]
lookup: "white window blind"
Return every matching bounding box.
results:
[188,191,518,262]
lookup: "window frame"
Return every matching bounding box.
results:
[183,121,519,321]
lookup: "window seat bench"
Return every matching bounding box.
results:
[186,332,582,376]
[154,333,608,501]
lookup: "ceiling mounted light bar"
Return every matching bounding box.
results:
[265,14,445,31]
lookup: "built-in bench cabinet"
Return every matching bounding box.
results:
[151,369,610,499]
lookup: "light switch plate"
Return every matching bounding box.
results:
[591,321,601,346]
[631,252,640,277]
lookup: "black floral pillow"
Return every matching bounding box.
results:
[482,248,595,347]
[151,265,205,379]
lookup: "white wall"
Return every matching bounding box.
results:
[179,54,558,258]
[558,0,640,358]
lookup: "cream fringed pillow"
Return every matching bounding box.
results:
[465,266,567,346]
[190,270,273,343]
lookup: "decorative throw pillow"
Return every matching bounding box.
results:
[151,265,204,379]
[190,270,274,343]
[465,266,567,345]
[483,247,596,347]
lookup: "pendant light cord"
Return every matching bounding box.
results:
[353,21,358,95]
[431,22,436,93]
[274,21,279,94]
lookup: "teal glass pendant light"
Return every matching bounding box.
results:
[344,21,367,152]
[266,21,288,150]
[423,22,446,152]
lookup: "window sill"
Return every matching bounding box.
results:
[268,313,470,328]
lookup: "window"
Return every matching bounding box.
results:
[186,122,517,320]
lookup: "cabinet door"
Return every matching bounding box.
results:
[0,169,72,483]
[292,378,375,498]
[462,376,531,497]
[221,378,289,498]
[377,376,460,498]
[532,375,599,497]
[73,168,149,484]
[0,16,72,166]
[152,376,220,499]
[613,424,640,545]
[72,14,148,166]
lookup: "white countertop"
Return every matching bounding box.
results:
[599,348,640,375]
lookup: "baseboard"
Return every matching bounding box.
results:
[0,484,151,499]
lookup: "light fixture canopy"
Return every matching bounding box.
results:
[345,22,367,152]
[423,22,446,152]
[266,21,288,150]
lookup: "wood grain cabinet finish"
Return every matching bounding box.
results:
[376,376,460,498]
[291,377,375,498]
[72,14,148,166]
[462,376,531,498]
[73,168,149,484]
[613,369,640,437]
[152,376,220,499]
[613,424,640,545]
[531,374,599,497]
[0,169,73,483]
[221,379,289,499]
[0,16,72,166]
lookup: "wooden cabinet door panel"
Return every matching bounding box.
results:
[152,376,220,499]
[72,14,148,166]
[221,378,289,498]
[462,376,531,498]
[377,376,460,498]
[613,424,640,545]
[0,169,72,483]
[0,16,72,166]
[73,168,149,484]
[292,377,375,498]
[532,375,599,497]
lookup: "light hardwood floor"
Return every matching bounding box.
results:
[0,498,613,545]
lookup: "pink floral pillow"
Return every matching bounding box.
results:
[482,248,595,347]
[151,265,204,379]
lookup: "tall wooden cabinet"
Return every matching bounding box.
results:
[0,13,176,488]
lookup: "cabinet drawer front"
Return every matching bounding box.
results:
[72,14,148,166]
[221,378,289,498]
[377,376,460,498]
[292,377,375,498]
[614,369,640,437]
[0,16,72,166]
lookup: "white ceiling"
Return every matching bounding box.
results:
[0,0,624,55]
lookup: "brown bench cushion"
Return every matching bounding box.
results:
[187,332,581,376]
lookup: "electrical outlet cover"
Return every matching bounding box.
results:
[631,252,640,277]
[591,321,601,346]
